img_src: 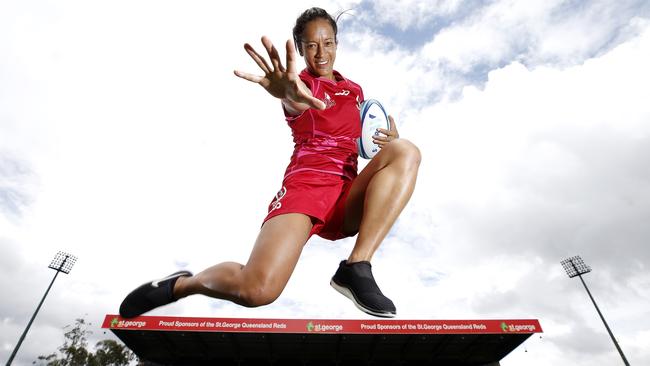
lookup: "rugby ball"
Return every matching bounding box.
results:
[358,99,390,159]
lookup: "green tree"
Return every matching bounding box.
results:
[35,318,136,366]
[92,340,136,366]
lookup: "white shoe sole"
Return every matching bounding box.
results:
[330,279,396,318]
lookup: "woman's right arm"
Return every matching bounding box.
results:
[234,36,325,115]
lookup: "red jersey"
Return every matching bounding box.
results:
[283,69,364,180]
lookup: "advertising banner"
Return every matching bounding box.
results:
[103,315,542,335]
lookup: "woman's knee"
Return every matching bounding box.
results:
[385,139,421,169]
[237,279,282,307]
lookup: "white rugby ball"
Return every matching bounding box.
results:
[358,99,390,159]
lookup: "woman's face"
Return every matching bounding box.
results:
[300,18,337,81]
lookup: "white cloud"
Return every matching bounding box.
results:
[422,0,650,73]
[368,0,465,30]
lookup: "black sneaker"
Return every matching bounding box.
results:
[119,270,192,318]
[330,260,396,318]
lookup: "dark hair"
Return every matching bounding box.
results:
[293,7,338,56]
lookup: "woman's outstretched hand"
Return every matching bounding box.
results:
[234,36,326,111]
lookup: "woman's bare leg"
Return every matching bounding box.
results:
[343,138,421,262]
[173,213,312,307]
[328,139,420,317]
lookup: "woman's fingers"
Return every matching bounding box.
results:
[376,128,393,139]
[293,76,326,110]
[244,43,272,74]
[285,39,297,74]
[304,96,326,110]
[262,36,285,73]
[374,117,400,148]
[233,69,264,84]
[237,36,324,109]
[274,44,286,72]
[236,37,285,88]
[388,115,399,138]
[373,133,389,147]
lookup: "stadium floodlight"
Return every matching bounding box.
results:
[48,252,77,274]
[561,255,630,366]
[6,251,77,366]
[560,255,591,278]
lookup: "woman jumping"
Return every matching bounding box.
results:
[119,7,420,318]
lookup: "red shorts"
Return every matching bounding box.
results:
[263,171,356,240]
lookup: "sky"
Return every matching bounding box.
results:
[1,0,649,365]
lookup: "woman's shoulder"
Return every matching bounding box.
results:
[333,70,362,90]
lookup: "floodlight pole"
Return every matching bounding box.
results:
[567,258,630,366]
[6,253,74,366]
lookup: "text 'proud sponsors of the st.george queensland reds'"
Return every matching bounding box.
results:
[157,320,288,330]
